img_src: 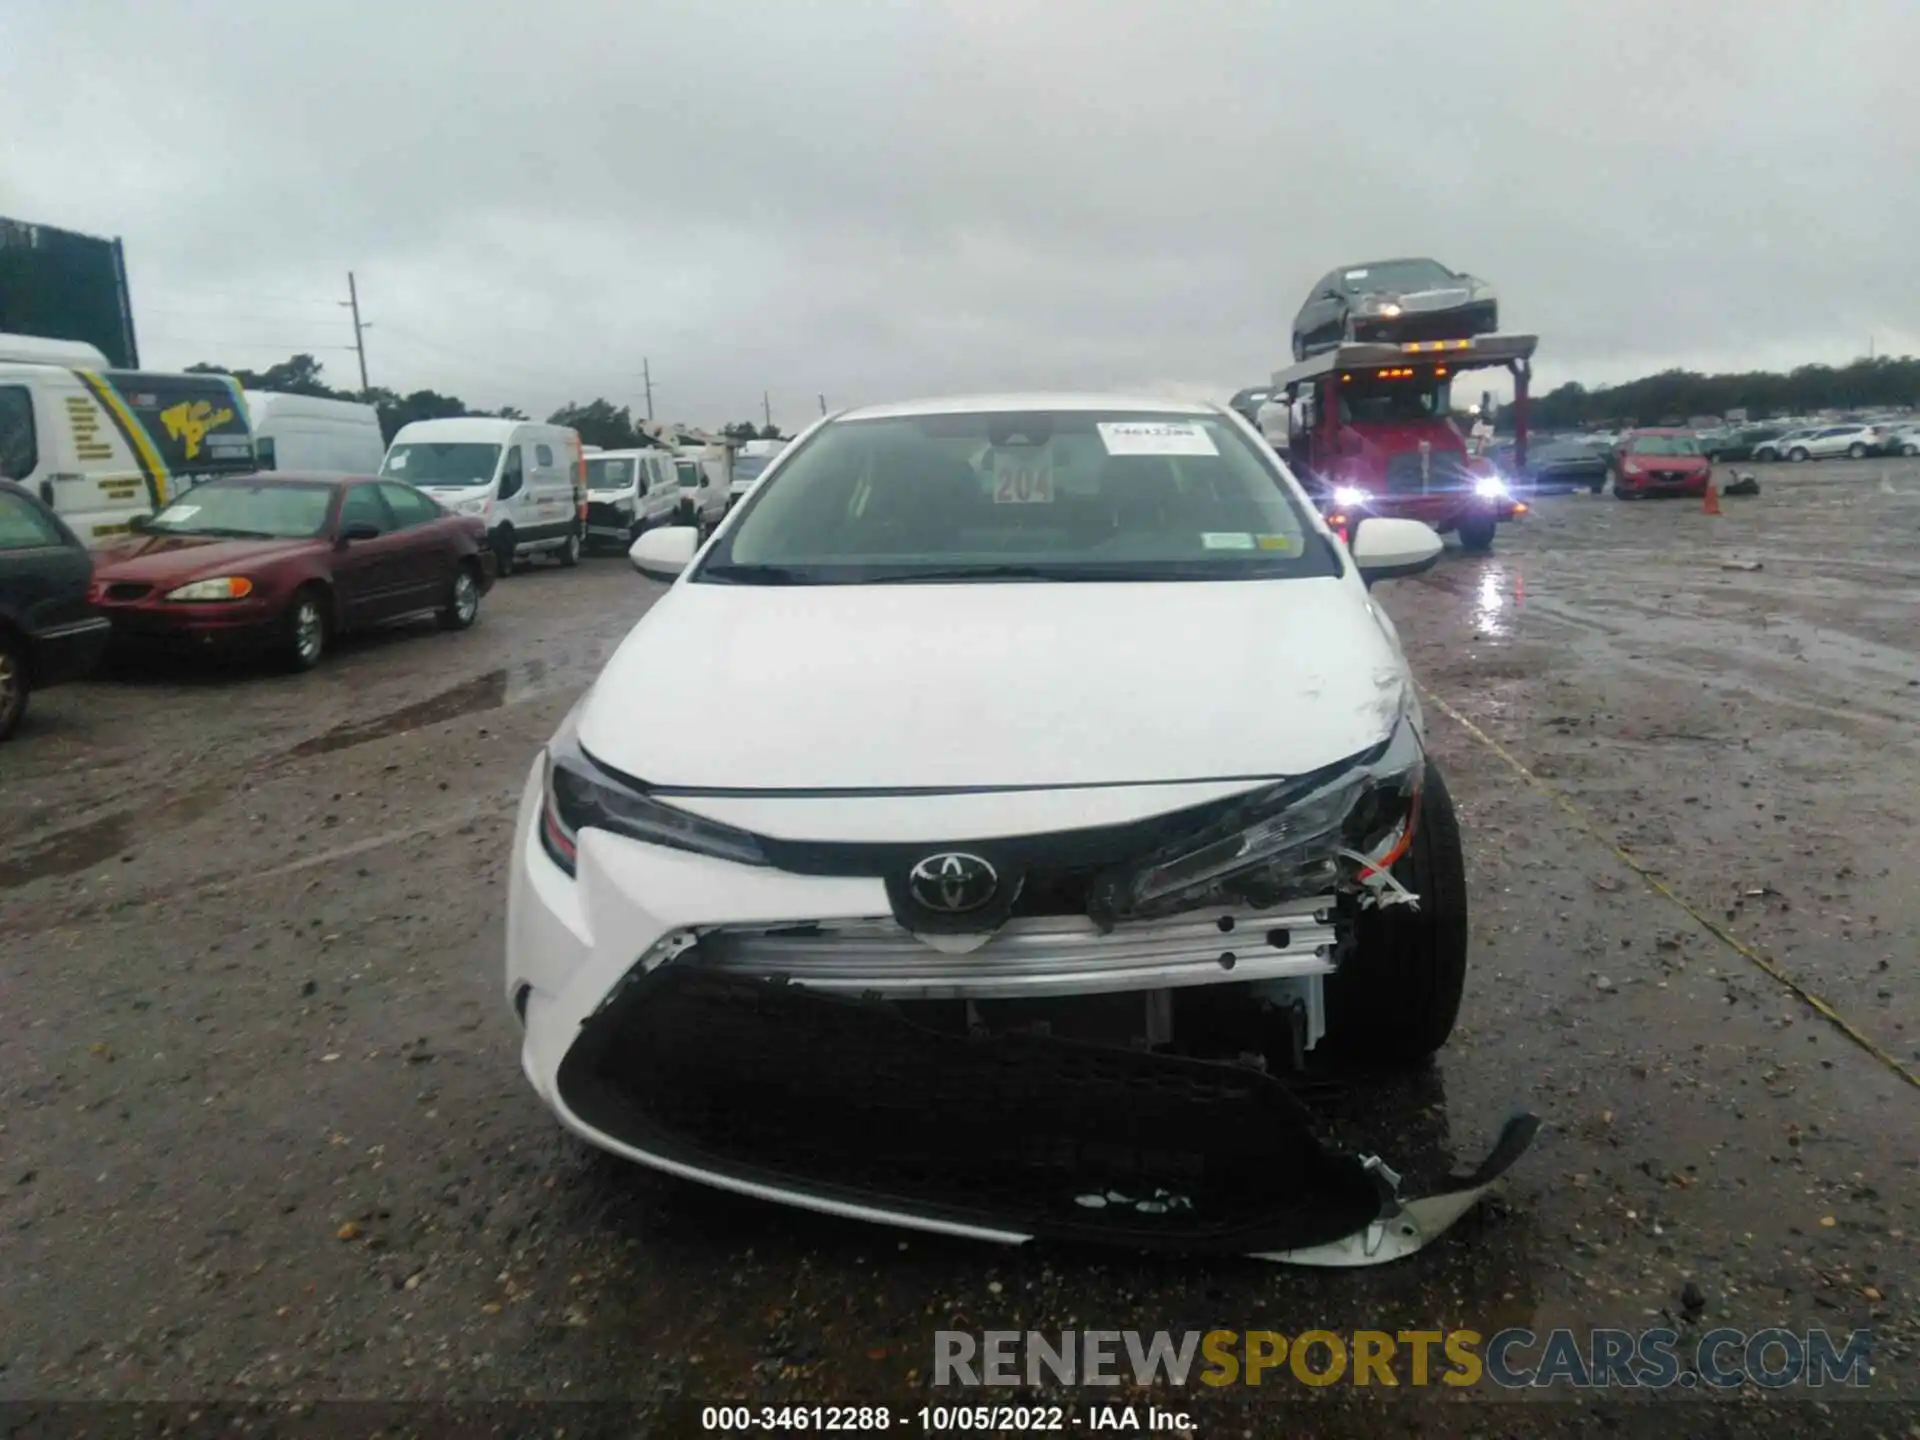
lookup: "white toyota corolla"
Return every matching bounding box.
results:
[506,394,1535,1263]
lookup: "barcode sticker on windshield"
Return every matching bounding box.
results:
[1202,532,1254,550]
[993,453,1055,504]
[1097,422,1218,457]
[165,505,201,522]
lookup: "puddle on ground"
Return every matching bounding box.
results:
[286,669,509,758]
[0,786,225,891]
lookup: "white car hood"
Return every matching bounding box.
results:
[578,577,1409,792]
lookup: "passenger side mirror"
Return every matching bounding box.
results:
[630,525,700,581]
[337,522,381,546]
[129,513,153,533]
[1349,517,1443,586]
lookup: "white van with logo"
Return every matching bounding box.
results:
[246,391,385,474]
[381,417,584,573]
[0,344,257,544]
[584,448,680,550]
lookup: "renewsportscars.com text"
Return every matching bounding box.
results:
[934,1328,1874,1390]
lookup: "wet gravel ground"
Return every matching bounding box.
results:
[3,461,1917,1436]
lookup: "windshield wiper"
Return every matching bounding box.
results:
[153,525,278,539]
[858,564,1180,584]
[697,564,814,585]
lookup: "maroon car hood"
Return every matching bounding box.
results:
[1625,453,1709,470]
[93,534,325,584]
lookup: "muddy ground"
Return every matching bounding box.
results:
[3,460,1917,1435]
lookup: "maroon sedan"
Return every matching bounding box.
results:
[1610,429,1713,500]
[89,473,496,670]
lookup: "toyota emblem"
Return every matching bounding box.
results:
[906,852,999,914]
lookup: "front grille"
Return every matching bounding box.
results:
[556,967,1385,1251]
[693,898,1338,1000]
[1382,449,1478,495]
[104,582,153,602]
[586,499,630,528]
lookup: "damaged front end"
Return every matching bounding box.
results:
[545,703,1537,1262]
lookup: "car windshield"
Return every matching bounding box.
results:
[701,409,1340,585]
[1630,435,1702,456]
[677,462,701,487]
[1338,373,1452,424]
[147,481,334,538]
[733,455,771,483]
[586,457,635,490]
[382,442,502,487]
[1340,260,1454,294]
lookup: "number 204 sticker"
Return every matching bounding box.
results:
[993,455,1054,504]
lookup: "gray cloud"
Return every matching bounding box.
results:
[5,0,1916,426]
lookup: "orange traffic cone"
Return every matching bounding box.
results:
[1702,476,1722,516]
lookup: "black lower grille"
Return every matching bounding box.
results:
[1383,450,1477,495]
[557,968,1386,1252]
[105,582,153,601]
[587,500,631,528]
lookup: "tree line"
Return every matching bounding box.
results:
[187,353,785,447]
[1526,354,1920,431]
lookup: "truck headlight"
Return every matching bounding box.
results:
[456,497,489,517]
[165,576,255,601]
[1332,485,1369,509]
[1474,476,1509,499]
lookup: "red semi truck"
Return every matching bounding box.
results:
[1266,334,1537,552]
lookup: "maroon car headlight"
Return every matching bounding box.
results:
[164,576,256,602]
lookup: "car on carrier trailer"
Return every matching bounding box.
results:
[1270,335,1537,552]
[505,392,1536,1263]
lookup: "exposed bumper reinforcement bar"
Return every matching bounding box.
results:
[691,899,1337,1001]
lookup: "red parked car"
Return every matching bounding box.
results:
[1610,429,1712,499]
[89,473,495,670]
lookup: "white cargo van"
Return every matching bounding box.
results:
[381,416,585,573]
[0,348,257,544]
[584,448,681,550]
[672,443,731,533]
[245,391,385,474]
[727,437,787,511]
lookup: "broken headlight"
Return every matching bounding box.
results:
[1090,710,1424,922]
[539,724,768,876]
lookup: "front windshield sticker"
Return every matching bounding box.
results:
[1256,534,1301,553]
[1344,268,1369,279]
[992,452,1054,504]
[164,505,201,523]
[1096,421,1218,457]
[1202,532,1254,550]
[386,452,407,469]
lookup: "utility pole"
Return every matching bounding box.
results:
[818,393,827,416]
[642,358,655,421]
[762,390,772,430]
[342,271,371,391]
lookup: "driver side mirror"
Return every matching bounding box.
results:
[497,471,523,501]
[129,513,153,533]
[629,524,700,581]
[1348,517,1442,586]
[336,522,381,547]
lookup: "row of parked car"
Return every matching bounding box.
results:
[1717,420,1920,462]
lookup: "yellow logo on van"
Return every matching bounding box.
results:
[158,399,237,460]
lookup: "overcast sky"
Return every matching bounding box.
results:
[6,0,1917,427]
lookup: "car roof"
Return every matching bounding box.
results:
[392,417,557,440]
[1628,427,1694,435]
[194,471,361,486]
[837,392,1220,422]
